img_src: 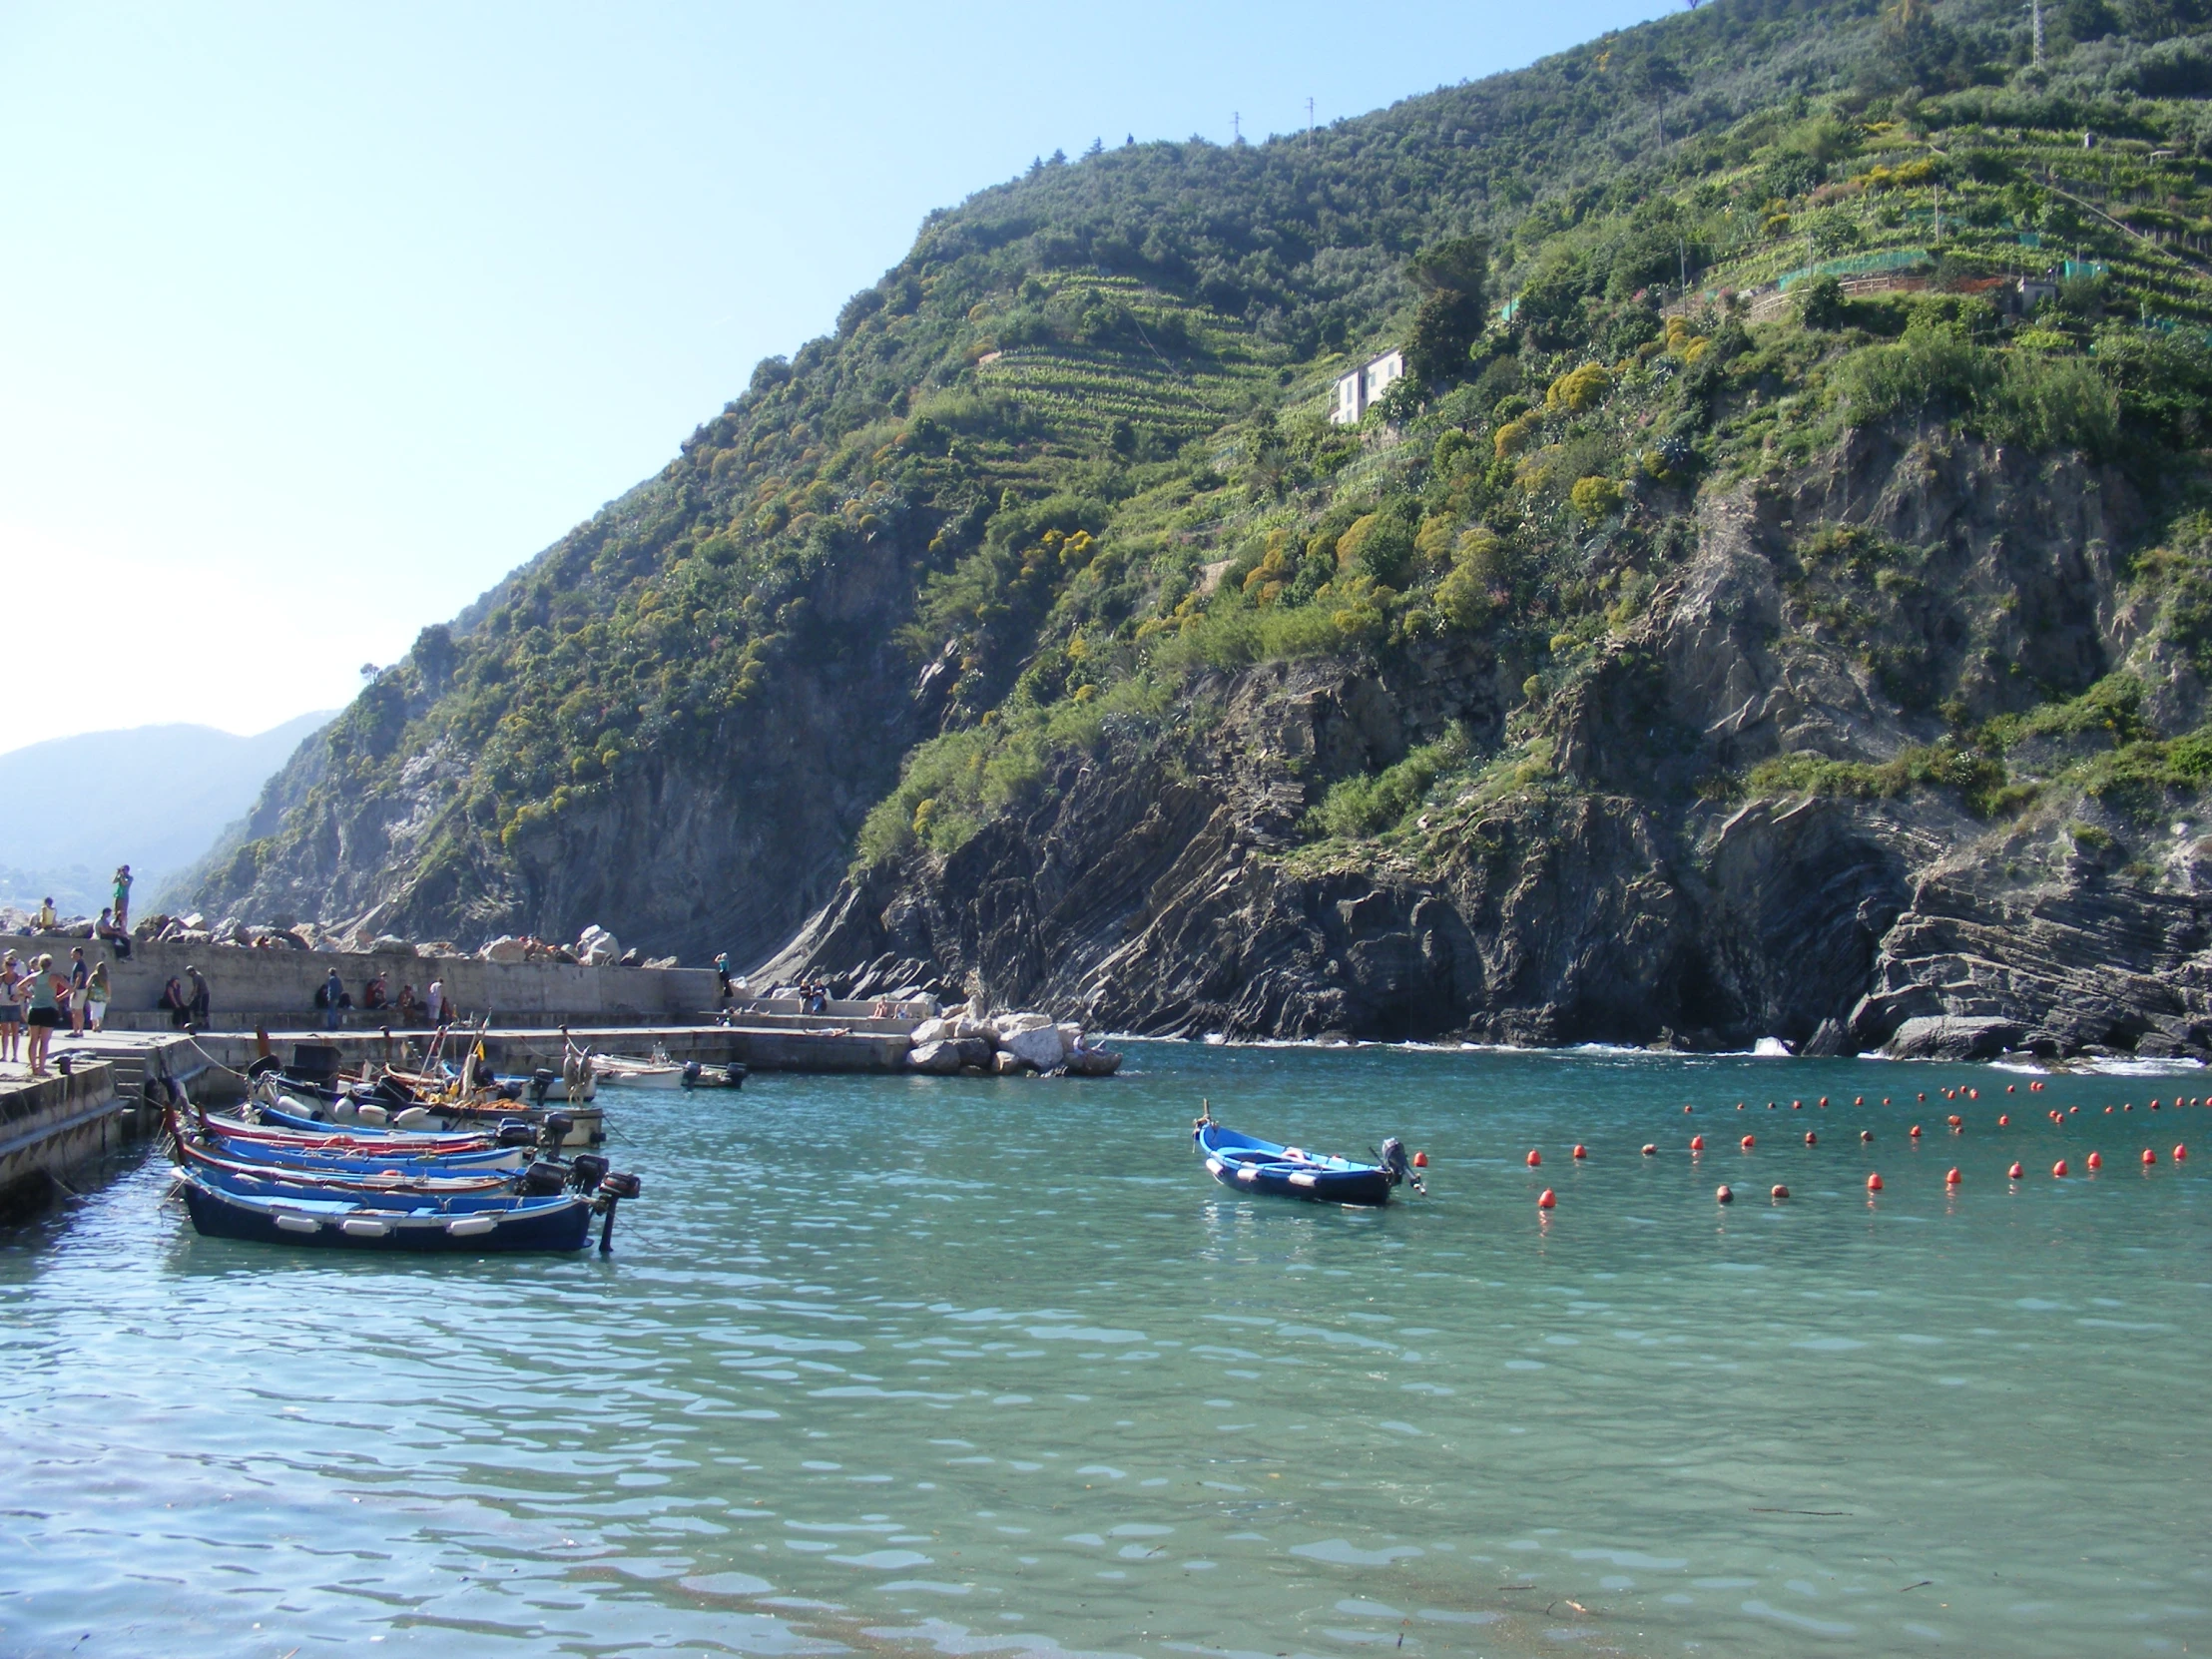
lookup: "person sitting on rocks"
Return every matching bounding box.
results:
[34,897,55,931]
[397,983,419,1024]
[362,973,388,1010]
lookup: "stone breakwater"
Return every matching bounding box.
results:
[0,932,718,1030]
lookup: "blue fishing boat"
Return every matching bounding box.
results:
[1193,1115,1419,1206]
[178,1175,597,1252]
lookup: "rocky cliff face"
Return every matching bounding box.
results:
[764,430,2212,1059]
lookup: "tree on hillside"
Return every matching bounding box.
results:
[1403,235,1490,388]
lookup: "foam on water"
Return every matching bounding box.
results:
[3,1044,2211,1657]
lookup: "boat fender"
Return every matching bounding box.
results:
[355,1103,389,1127]
[568,1153,611,1190]
[520,1162,568,1197]
[391,1107,431,1129]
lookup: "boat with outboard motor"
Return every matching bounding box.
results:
[1193,1107,1422,1207]
[166,1102,644,1253]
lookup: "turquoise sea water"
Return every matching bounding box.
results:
[5,1043,2212,1658]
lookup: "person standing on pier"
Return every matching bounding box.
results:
[112,865,133,931]
[86,959,109,1033]
[184,963,210,1027]
[316,967,346,1030]
[22,954,63,1075]
[66,947,89,1037]
[0,951,22,1067]
[425,978,445,1027]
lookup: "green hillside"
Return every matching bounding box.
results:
[196,0,2212,966]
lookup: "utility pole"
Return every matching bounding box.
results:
[1307,96,1315,148]
[1232,111,1241,144]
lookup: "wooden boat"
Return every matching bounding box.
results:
[179,1174,598,1253]
[1193,1119,1416,1207]
[199,1129,529,1174]
[201,1106,507,1157]
[592,1055,686,1088]
[175,1135,522,1201]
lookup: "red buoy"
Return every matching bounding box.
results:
[1918,1093,1927,1103]
[1742,1135,1756,1149]
[1945,1167,1961,1185]
[2006,1084,2016,1094]
[1805,1131,1818,1145]
[1412,1151,1428,1168]
[2177,1145,2189,1162]
[1684,1104,1694,1113]
[1868,1173,1885,1192]
[2008,1161,2023,1179]
[1819,1096,1829,1108]
[1947,1114,1962,1129]
[2054,1159,2069,1177]
[2087,1151,2103,1171]
[2153,1099,2162,1110]
[1716,1184,1734,1204]
[1691,1135,1706,1151]
[1855,1096,1865,1106]
[1526,1150,1542,1167]
[2144,1148,2158,1166]
[1537,1188,1555,1210]
[1861,1129,1874,1143]
[1772,1184,1790,1200]
[1641,1143,1657,1156]
[1883,1097,1893,1106]
[1968,1088,1979,1100]
[1998,1114,2010,1126]
[2031,1081,2043,1091]
[1572,1144,1587,1160]
[1911,1125,1923,1139]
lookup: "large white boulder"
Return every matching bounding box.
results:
[911,1016,957,1045]
[479,935,530,963]
[954,1013,999,1042]
[997,1011,1054,1037]
[577,923,621,966]
[1002,1024,1068,1071]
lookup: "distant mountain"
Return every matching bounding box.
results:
[0,713,334,916]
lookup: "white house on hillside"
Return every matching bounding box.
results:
[1331,349,1404,424]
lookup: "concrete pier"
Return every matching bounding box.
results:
[0,1063,125,1218]
[148,1021,916,1078]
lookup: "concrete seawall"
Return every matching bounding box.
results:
[1,932,720,1027]
[0,1063,125,1217]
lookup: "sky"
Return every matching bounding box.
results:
[0,0,1671,753]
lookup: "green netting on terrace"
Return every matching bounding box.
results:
[1777,249,1933,291]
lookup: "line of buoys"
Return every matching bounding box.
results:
[1717,1184,1734,1204]
[2086,1151,2103,1171]
[1537,1188,1556,1210]
[1526,1150,1542,1167]
[1868,1173,1885,1192]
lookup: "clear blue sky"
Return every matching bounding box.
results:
[0,0,1668,751]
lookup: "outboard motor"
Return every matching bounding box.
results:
[245,1054,283,1081]
[1379,1137,1422,1195]
[495,1120,539,1149]
[681,1060,703,1091]
[593,1169,644,1254]
[520,1161,568,1197]
[539,1111,576,1153]
[568,1153,611,1190]
[528,1067,558,1108]
[725,1062,746,1090]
